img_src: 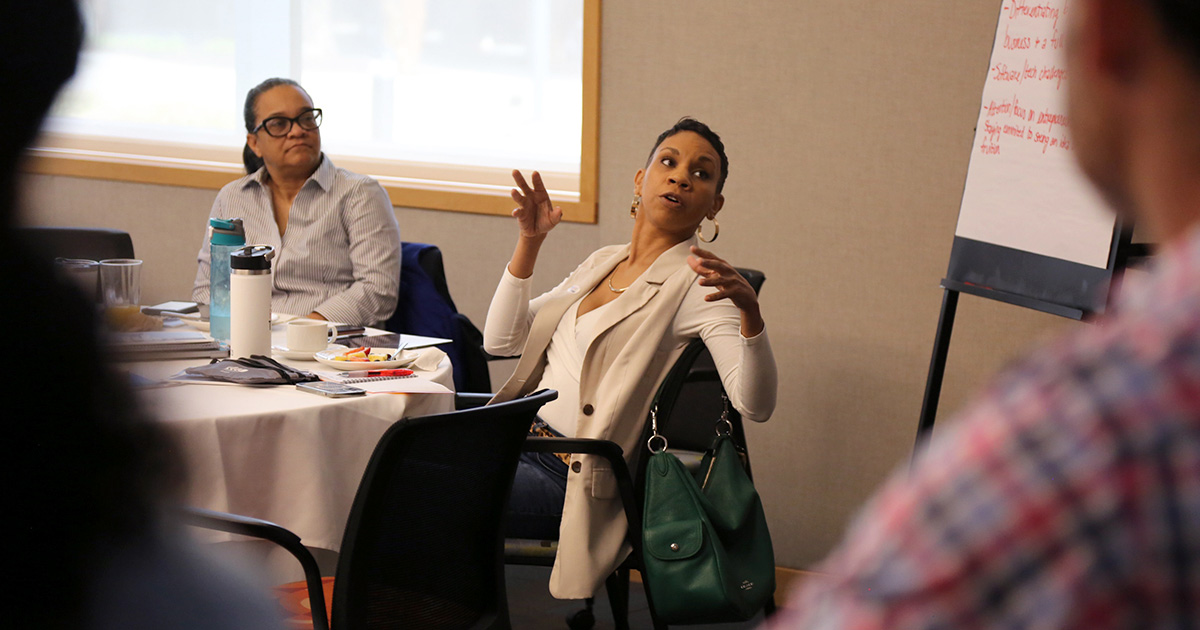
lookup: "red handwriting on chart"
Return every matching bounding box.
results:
[1007,0,1062,28]
[1005,25,1066,52]
[977,0,1073,157]
[977,94,1073,156]
[989,60,1068,90]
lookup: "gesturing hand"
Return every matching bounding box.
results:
[687,246,764,336]
[511,170,562,238]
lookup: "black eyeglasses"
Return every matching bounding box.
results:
[251,108,322,137]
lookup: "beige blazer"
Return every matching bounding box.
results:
[493,237,709,599]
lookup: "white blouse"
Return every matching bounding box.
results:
[530,297,610,436]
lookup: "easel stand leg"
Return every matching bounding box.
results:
[913,289,959,463]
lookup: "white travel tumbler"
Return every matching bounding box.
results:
[229,245,275,358]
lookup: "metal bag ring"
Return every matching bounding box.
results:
[716,419,733,436]
[647,434,669,453]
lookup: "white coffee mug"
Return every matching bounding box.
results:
[287,319,336,353]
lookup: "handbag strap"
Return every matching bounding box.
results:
[647,392,735,454]
[648,406,670,453]
[715,393,733,437]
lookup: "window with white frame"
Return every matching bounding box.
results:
[33,0,597,221]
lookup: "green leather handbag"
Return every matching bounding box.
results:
[641,399,776,624]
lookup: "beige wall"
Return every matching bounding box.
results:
[18,0,1086,570]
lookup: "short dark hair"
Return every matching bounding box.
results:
[645,117,730,194]
[241,77,305,174]
[1149,0,1200,73]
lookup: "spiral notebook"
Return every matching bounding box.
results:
[319,370,416,384]
[315,370,453,394]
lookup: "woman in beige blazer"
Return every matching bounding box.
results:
[485,118,778,600]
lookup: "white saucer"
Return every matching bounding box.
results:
[271,345,321,361]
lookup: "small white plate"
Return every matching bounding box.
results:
[314,347,419,370]
[272,345,320,361]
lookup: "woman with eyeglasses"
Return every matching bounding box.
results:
[192,78,400,327]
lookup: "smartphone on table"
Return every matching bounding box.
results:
[296,382,367,397]
[334,324,366,339]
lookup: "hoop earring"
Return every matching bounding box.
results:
[697,218,719,243]
[630,195,641,218]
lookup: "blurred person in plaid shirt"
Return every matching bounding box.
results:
[771,0,1200,627]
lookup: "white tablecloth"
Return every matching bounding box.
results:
[122,325,456,553]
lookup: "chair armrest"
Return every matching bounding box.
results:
[178,506,330,630]
[522,437,644,564]
[522,436,624,462]
[455,387,556,410]
[454,392,493,410]
[180,506,301,547]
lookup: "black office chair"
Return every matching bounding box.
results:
[18,226,134,261]
[183,389,559,630]
[501,268,772,630]
[387,242,492,393]
[651,268,765,474]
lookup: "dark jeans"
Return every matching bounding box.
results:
[506,424,569,540]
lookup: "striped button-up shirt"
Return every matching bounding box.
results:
[771,224,1200,628]
[193,155,400,326]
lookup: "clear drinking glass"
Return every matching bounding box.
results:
[99,258,142,326]
[54,257,99,303]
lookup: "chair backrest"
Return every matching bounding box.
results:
[635,267,767,484]
[386,242,492,393]
[332,389,557,630]
[19,226,134,262]
[736,268,765,295]
[415,244,458,313]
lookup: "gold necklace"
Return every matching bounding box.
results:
[607,271,629,294]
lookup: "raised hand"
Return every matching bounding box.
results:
[511,170,563,238]
[688,246,764,336]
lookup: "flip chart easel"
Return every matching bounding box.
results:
[914,0,1136,451]
[914,233,1131,449]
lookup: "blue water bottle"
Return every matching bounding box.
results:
[209,217,245,342]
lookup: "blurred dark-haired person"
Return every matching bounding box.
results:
[192,78,400,327]
[771,1,1200,627]
[485,117,777,599]
[5,2,281,629]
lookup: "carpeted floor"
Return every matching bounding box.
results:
[250,542,769,628]
[505,565,764,629]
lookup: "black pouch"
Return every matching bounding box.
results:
[184,355,319,385]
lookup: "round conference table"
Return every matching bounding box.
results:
[121,324,456,560]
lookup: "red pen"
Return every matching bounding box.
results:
[340,368,414,377]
